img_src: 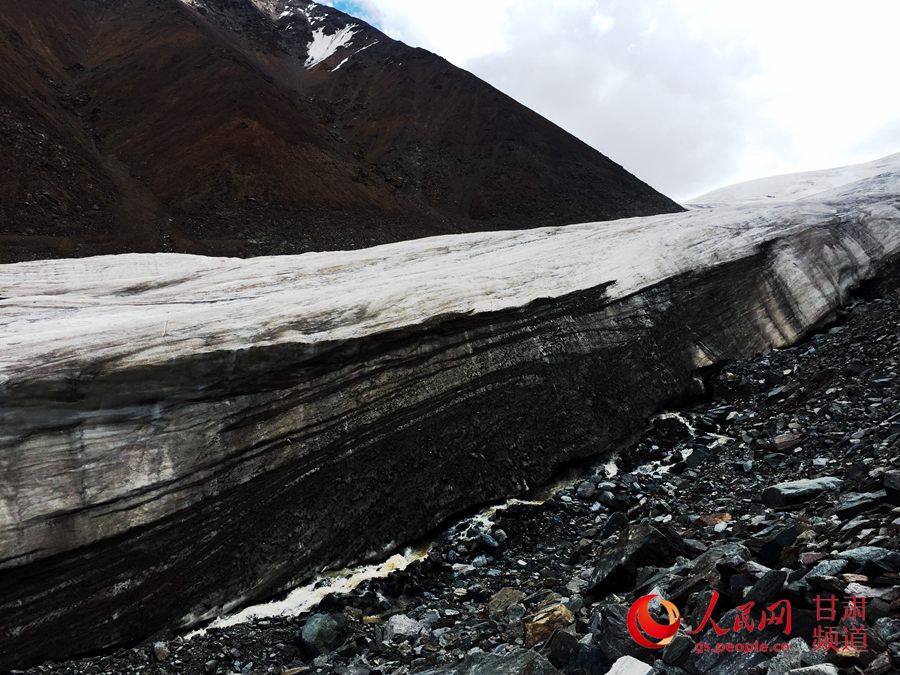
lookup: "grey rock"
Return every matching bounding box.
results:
[567,644,612,675]
[762,477,844,508]
[873,617,900,643]
[545,630,580,670]
[301,613,345,655]
[661,633,694,667]
[834,490,886,519]
[747,569,788,605]
[667,542,749,604]
[599,511,630,539]
[478,532,500,549]
[384,614,423,641]
[765,637,810,674]
[884,470,900,505]
[507,603,527,623]
[488,588,526,617]
[586,524,685,596]
[784,665,838,675]
[577,481,598,500]
[753,525,800,567]
[591,604,645,662]
[838,546,900,571]
[804,559,847,578]
[152,641,170,662]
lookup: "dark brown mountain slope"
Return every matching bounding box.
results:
[0,0,682,263]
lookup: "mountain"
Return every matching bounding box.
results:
[0,0,681,263]
[1,153,897,669]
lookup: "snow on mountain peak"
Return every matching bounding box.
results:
[690,152,900,206]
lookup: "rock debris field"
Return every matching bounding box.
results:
[20,278,900,675]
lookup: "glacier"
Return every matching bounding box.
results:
[0,153,898,669]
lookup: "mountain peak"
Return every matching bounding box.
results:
[0,0,681,263]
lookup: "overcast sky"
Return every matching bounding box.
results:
[327,0,900,201]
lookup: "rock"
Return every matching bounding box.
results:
[591,603,646,662]
[667,542,749,602]
[750,525,800,566]
[692,607,782,674]
[508,603,527,623]
[602,655,653,675]
[835,490,886,519]
[567,644,613,675]
[805,559,847,578]
[684,446,707,469]
[765,637,812,674]
[152,641,170,662]
[545,630,580,670]
[478,532,500,549]
[586,524,685,596]
[488,588,526,618]
[747,569,788,605]
[423,646,562,674]
[301,613,346,655]
[883,470,900,505]
[695,512,731,527]
[661,633,694,667]
[576,481,598,500]
[772,432,804,452]
[762,477,844,508]
[785,665,838,675]
[838,547,900,572]
[863,652,895,675]
[599,511,629,539]
[873,617,900,643]
[525,603,574,645]
[384,614,423,641]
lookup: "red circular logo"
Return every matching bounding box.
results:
[627,594,681,649]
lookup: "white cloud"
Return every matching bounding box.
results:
[340,0,900,201]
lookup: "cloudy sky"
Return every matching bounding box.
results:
[326,0,900,201]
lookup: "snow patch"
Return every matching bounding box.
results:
[305,24,357,69]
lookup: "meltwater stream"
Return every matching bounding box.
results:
[186,416,677,640]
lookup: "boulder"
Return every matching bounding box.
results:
[603,655,653,675]
[384,614,423,641]
[525,603,575,645]
[488,588,526,618]
[761,478,844,508]
[301,614,347,655]
[835,491,887,519]
[586,524,685,596]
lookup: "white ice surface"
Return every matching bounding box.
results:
[1,153,899,382]
[690,152,900,206]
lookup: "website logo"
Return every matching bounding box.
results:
[627,594,681,649]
